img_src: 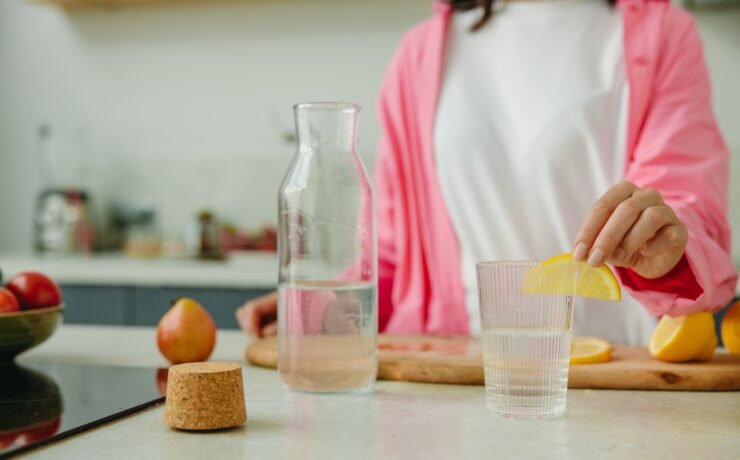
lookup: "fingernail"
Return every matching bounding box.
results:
[573,243,588,261]
[588,248,605,267]
[614,248,626,261]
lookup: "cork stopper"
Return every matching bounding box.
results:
[164,362,247,431]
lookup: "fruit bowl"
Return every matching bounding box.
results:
[0,305,63,363]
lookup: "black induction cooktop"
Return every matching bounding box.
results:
[0,361,165,458]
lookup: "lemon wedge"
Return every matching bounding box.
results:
[525,253,621,301]
[649,312,716,362]
[570,336,612,364]
[720,300,740,355]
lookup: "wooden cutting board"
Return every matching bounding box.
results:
[245,334,740,391]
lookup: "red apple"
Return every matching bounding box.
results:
[0,287,20,313]
[6,272,62,310]
[17,417,61,445]
[0,431,19,449]
[156,368,169,396]
[156,298,216,364]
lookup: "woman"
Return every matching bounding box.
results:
[238,0,736,345]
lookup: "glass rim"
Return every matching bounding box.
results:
[476,260,541,268]
[476,260,580,273]
[293,102,361,113]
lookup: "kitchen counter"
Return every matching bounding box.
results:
[18,325,740,459]
[0,253,277,289]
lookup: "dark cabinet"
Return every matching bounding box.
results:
[60,286,131,325]
[60,284,272,329]
[133,287,268,329]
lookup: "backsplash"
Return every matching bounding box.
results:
[90,155,296,241]
[0,0,738,263]
[0,0,428,252]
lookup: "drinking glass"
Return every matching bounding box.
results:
[477,261,577,418]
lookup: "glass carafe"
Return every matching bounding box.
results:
[277,102,377,393]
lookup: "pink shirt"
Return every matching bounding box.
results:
[374,0,737,335]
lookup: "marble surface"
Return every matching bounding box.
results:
[0,253,277,289]
[16,325,740,459]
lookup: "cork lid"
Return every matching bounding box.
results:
[170,362,240,375]
[165,361,247,431]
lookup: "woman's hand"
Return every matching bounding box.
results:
[236,292,278,337]
[572,180,688,279]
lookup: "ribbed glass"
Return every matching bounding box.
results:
[476,261,577,418]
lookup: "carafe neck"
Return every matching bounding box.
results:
[294,102,360,154]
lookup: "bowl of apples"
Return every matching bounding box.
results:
[0,271,64,363]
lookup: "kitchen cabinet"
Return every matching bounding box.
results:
[59,284,738,345]
[34,0,252,8]
[61,286,131,325]
[132,287,263,329]
[60,284,270,329]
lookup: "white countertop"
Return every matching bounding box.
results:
[17,325,740,459]
[0,253,277,289]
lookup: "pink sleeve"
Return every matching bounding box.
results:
[617,15,737,317]
[375,137,398,332]
[373,46,405,332]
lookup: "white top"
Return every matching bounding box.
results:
[435,0,656,345]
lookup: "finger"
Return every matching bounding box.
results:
[235,303,260,336]
[252,292,278,336]
[252,292,278,313]
[588,188,664,266]
[236,291,278,336]
[617,206,677,259]
[572,180,638,261]
[235,306,247,331]
[640,224,688,258]
[261,321,278,337]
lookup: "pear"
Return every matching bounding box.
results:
[157,298,217,364]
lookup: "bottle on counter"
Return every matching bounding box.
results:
[121,205,162,259]
[34,124,97,256]
[191,210,223,260]
[277,102,378,393]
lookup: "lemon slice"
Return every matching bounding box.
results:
[720,300,740,355]
[570,336,612,364]
[526,253,621,301]
[649,312,716,362]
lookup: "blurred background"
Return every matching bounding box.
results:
[0,0,738,329]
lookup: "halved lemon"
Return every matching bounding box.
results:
[649,312,716,362]
[526,253,621,301]
[694,333,717,362]
[570,336,612,364]
[720,300,740,355]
